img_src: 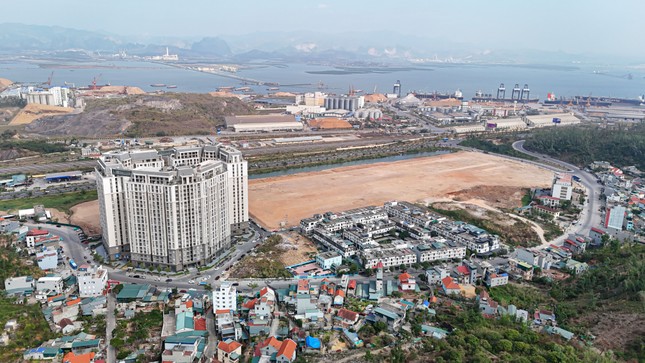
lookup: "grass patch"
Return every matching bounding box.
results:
[488,283,549,310]
[429,204,540,247]
[0,190,97,214]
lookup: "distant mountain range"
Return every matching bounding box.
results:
[0,23,606,65]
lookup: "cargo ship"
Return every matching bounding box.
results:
[413,89,463,100]
[543,92,644,107]
[150,83,167,87]
[166,85,177,89]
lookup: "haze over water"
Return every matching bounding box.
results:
[1,60,644,99]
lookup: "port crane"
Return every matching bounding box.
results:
[42,71,54,87]
[91,74,103,90]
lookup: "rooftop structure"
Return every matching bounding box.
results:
[95,144,248,270]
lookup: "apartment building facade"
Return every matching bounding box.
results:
[96,145,248,271]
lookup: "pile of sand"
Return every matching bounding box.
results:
[363,93,387,103]
[10,103,74,125]
[209,91,243,99]
[94,85,146,95]
[308,117,353,130]
[0,78,13,90]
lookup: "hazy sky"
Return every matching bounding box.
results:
[2,0,645,58]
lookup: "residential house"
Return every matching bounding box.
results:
[398,272,416,291]
[335,308,359,328]
[564,259,589,274]
[217,339,242,363]
[77,265,108,298]
[371,303,405,331]
[478,290,498,317]
[441,276,461,296]
[315,251,342,270]
[342,329,364,348]
[484,272,508,287]
[276,339,297,363]
[4,276,35,296]
[426,267,449,285]
[213,283,237,312]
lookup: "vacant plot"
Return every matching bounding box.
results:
[249,151,553,230]
[9,103,73,125]
[275,231,318,266]
[69,199,101,235]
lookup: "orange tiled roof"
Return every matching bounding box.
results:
[63,352,95,363]
[218,339,242,353]
[277,339,297,359]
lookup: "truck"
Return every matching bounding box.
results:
[69,259,78,270]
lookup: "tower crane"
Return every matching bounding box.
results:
[91,74,103,90]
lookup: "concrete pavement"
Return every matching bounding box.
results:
[106,293,116,363]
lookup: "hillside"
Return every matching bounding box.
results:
[523,124,645,169]
[24,93,255,137]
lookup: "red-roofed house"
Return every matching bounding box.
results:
[276,339,297,363]
[63,352,95,363]
[259,336,283,357]
[194,316,207,331]
[398,272,416,291]
[333,289,345,305]
[441,276,461,296]
[454,265,472,285]
[217,339,242,363]
[297,280,310,295]
[335,308,359,327]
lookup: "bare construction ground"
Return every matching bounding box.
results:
[69,200,101,235]
[10,103,74,125]
[249,151,553,230]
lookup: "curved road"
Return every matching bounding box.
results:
[512,140,603,247]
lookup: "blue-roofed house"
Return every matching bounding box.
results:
[342,329,363,348]
[421,325,449,339]
[176,310,195,333]
[23,347,61,361]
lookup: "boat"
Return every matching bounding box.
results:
[414,90,463,101]
[266,87,280,91]
[472,90,538,103]
[150,83,167,87]
[166,85,177,89]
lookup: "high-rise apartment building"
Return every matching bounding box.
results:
[96,144,248,271]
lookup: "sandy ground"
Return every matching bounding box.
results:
[276,231,318,266]
[69,200,101,235]
[249,151,553,230]
[10,103,74,125]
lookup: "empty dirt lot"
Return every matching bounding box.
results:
[249,151,553,230]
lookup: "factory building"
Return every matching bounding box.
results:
[26,87,70,107]
[224,114,304,132]
[95,144,248,271]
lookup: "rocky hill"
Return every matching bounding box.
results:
[25,93,255,137]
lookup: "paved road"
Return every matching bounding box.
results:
[105,220,272,291]
[512,140,603,247]
[106,293,116,363]
[25,223,90,265]
[0,160,96,175]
